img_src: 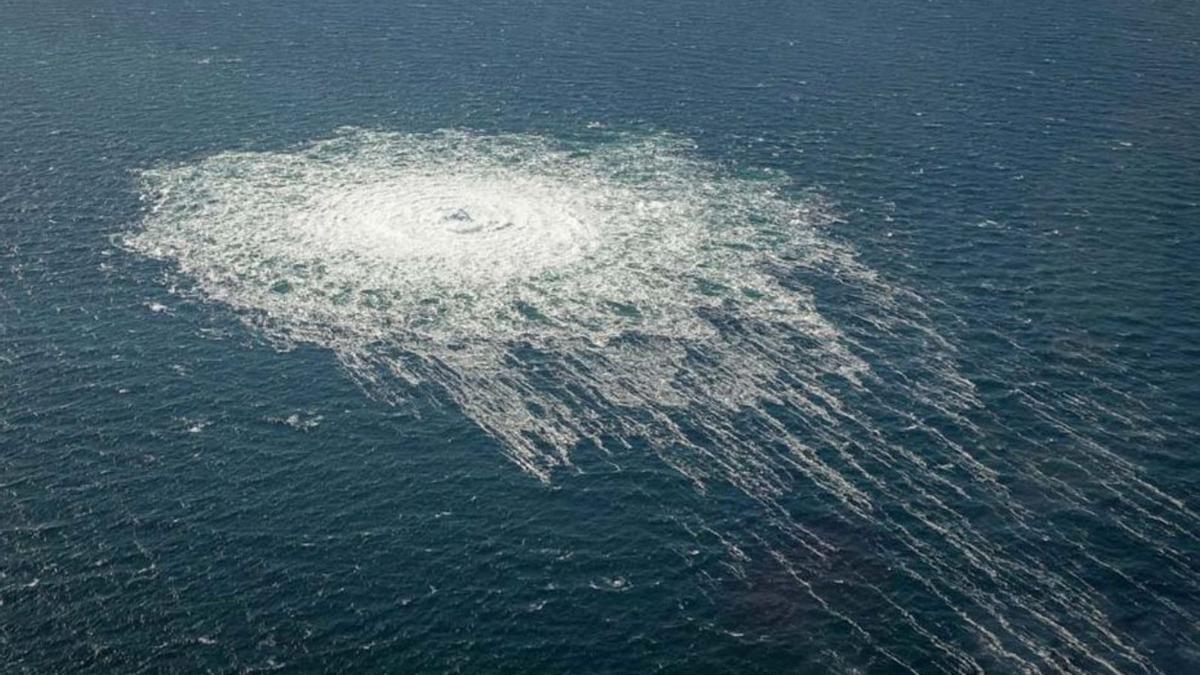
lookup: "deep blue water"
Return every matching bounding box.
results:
[3,1,1199,672]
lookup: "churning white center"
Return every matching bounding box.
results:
[126,128,1200,673]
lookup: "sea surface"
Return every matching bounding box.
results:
[3,1,1199,672]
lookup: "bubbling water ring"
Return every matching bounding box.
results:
[127,128,1200,672]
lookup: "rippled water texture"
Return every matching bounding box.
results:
[123,128,1200,672]
[3,1,1199,672]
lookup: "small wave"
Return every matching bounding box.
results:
[126,128,1198,672]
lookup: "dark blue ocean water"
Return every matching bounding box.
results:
[3,1,1199,672]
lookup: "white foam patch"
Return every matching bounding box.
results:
[127,128,1199,672]
[128,129,868,480]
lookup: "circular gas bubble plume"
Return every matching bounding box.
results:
[128,129,1199,672]
[128,129,870,481]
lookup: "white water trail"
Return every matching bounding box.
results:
[127,128,1199,672]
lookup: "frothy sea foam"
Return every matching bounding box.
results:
[129,129,866,481]
[128,129,1199,673]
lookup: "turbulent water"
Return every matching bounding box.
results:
[4,1,1200,672]
[123,129,1200,672]
[127,130,872,481]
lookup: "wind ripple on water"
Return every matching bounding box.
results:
[127,129,1199,672]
